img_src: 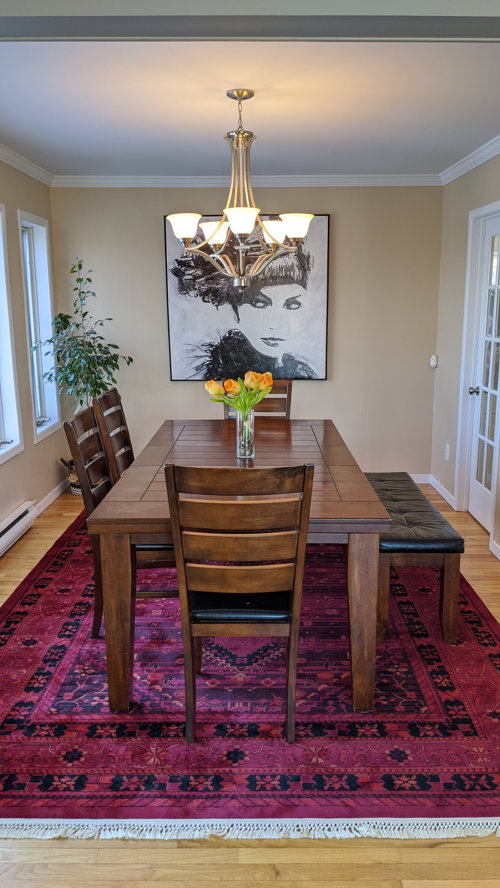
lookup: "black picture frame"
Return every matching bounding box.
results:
[164,214,329,380]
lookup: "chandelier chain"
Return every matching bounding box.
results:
[237,99,244,133]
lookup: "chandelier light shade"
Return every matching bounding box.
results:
[167,213,201,240]
[199,220,229,245]
[166,89,314,290]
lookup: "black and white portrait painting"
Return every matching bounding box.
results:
[164,214,329,380]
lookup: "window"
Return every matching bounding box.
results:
[19,212,60,441]
[0,204,22,465]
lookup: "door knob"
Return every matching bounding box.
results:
[469,386,480,395]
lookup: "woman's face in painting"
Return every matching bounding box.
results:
[239,284,307,361]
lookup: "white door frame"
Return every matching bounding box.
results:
[455,200,500,518]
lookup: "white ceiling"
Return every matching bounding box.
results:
[0,39,499,182]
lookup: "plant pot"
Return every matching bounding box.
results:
[61,457,82,496]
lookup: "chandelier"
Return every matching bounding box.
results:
[167,89,314,291]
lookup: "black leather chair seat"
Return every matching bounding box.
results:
[365,472,464,554]
[190,590,291,623]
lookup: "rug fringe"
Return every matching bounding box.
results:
[0,817,499,840]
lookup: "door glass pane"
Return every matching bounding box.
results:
[476,438,485,484]
[486,288,495,336]
[490,235,499,286]
[480,390,488,435]
[483,340,492,387]
[492,342,500,392]
[495,289,500,338]
[489,393,497,441]
[485,443,494,491]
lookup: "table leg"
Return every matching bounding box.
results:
[347,532,379,711]
[100,532,136,712]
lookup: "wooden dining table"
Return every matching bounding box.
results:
[87,418,390,714]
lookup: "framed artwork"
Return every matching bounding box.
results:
[164,214,329,381]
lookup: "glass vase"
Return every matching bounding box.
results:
[236,409,255,459]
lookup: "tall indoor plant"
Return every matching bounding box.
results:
[40,258,133,409]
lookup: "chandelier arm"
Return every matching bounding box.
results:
[246,245,297,279]
[253,222,272,249]
[192,214,231,254]
[185,244,237,278]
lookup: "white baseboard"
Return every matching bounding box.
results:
[490,539,500,561]
[34,479,69,518]
[410,473,431,484]
[428,476,457,510]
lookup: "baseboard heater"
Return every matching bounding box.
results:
[0,501,36,557]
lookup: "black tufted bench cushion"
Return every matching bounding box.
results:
[365,472,464,644]
[365,472,465,554]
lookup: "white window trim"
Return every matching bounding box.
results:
[18,210,61,444]
[0,203,23,466]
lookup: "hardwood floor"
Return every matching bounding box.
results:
[0,493,83,606]
[0,487,499,887]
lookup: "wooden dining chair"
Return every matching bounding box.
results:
[92,387,134,484]
[65,407,177,639]
[222,379,292,420]
[165,462,314,743]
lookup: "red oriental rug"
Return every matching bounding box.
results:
[0,514,499,840]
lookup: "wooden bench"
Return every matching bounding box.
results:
[365,472,464,644]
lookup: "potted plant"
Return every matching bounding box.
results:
[38,258,133,495]
[40,258,133,410]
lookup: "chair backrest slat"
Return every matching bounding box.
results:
[92,388,134,484]
[251,398,290,414]
[178,497,302,532]
[100,407,126,434]
[64,408,112,517]
[107,427,130,453]
[181,530,298,562]
[186,563,296,595]
[78,429,105,465]
[173,464,304,495]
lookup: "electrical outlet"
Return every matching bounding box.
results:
[445,443,450,461]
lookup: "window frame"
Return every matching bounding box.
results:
[0,203,23,466]
[18,210,61,443]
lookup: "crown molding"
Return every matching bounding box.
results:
[0,142,52,185]
[2,138,499,190]
[51,175,230,188]
[50,172,442,188]
[439,133,500,184]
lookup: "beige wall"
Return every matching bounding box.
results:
[0,161,68,522]
[432,153,500,542]
[0,175,444,525]
[49,184,443,471]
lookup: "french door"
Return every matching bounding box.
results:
[468,216,500,530]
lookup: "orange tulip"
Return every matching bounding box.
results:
[244,371,261,390]
[224,378,241,396]
[205,380,225,397]
[258,371,273,390]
